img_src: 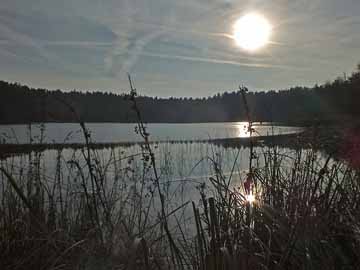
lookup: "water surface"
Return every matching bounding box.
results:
[0,122,303,144]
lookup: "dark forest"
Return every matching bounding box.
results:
[1,65,359,125]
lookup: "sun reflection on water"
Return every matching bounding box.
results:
[234,122,251,138]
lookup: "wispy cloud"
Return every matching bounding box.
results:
[0,0,359,95]
[121,32,162,75]
[138,51,300,70]
[0,24,58,64]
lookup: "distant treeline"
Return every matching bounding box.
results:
[1,65,360,124]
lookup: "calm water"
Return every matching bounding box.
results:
[0,122,303,144]
[0,122,316,230]
[0,141,302,213]
[0,122,305,203]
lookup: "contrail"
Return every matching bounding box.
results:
[137,51,300,70]
[42,41,113,48]
[0,24,55,63]
[117,30,165,77]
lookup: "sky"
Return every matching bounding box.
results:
[0,0,359,97]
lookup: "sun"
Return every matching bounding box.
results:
[233,13,272,52]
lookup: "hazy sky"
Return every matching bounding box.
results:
[0,0,359,97]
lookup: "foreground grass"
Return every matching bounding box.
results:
[0,141,360,270]
[192,147,360,270]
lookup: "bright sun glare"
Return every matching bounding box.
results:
[245,193,256,204]
[233,13,272,51]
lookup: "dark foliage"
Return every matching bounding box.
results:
[1,66,359,124]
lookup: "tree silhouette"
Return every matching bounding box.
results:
[0,65,359,125]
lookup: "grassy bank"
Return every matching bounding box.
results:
[1,128,360,270]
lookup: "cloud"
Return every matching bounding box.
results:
[0,23,56,64]
[105,30,165,79]
[0,9,116,42]
[0,8,117,75]
[138,51,298,70]
[0,0,359,95]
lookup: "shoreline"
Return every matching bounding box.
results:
[0,132,308,159]
[1,126,351,163]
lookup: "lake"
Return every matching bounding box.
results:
[0,122,324,238]
[0,122,303,144]
[0,122,306,205]
[0,122,306,185]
